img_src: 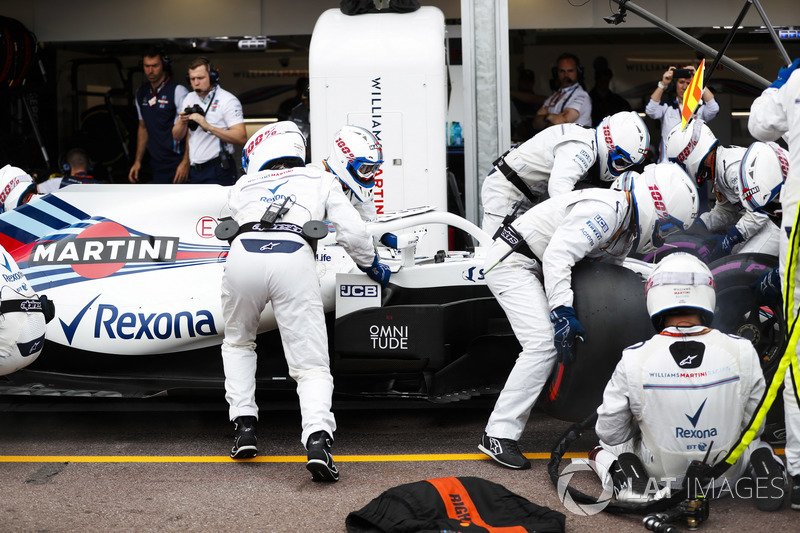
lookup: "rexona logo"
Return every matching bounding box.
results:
[30,221,178,279]
[95,304,217,340]
[59,295,217,344]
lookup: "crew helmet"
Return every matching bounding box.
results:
[0,165,34,213]
[325,125,383,203]
[595,111,649,182]
[241,121,306,173]
[610,170,639,192]
[645,252,716,331]
[631,163,699,254]
[665,119,719,185]
[738,141,789,216]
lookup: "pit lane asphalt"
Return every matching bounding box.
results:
[0,396,795,532]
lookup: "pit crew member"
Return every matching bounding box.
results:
[748,57,800,510]
[593,253,786,511]
[665,119,781,261]
[0,165,39,213]
[0,243,51,376]
[478,162,698,469]
[481,111,649,238]
[316,125,383,221]
[221,121,390,482]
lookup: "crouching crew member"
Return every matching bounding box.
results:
[593,253,786,511]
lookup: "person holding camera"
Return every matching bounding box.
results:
[646,65,719,161]
[129,47,190,184]
[172,57,247,185]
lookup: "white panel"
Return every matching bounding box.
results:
[309,7,448,256]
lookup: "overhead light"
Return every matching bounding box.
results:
[238,38,268,51]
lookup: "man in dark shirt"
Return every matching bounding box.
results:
[129,47,189,184]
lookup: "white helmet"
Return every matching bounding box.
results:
[738,141,789,215]
[610,170,639,192]
[325,125,383,203]
[631,163,699,255]
[665,119,719,185]
[595,111,649,182]
[0,165,34,213]
[241,121,306,173]
[645,252,716,331]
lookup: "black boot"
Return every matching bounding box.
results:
[230,416,258,459]
[306,430,339,482]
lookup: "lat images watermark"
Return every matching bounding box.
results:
[556,459,786,516]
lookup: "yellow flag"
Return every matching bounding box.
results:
[681,59,705,131]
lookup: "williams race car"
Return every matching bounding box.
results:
[0,185,782,424]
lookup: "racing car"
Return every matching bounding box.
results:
[0,184,783,426]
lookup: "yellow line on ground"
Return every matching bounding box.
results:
[0,452,587,463]
[0,449,784,463]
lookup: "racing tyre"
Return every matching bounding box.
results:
[708,253,785,436]
[637,232,708,264]
[540,261,655,423]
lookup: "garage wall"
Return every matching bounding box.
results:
[2,0,798,41]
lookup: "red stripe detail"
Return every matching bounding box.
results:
[10,241,39,264]
[175,252,225,260]
[0,234,25,256]
[426,477,527,532]
[548,363,565,401]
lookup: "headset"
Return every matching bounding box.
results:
[60,147,92,174]
[186,57,220,86]
[550,52,584,89]
[139,47,172,74]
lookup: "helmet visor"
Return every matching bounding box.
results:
[608,146,635,176]
[651,215,686,248]
[645,270,715,295]
[348,157,383,186]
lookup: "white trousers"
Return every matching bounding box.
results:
[484,242,558,441]
[221,236,336,446]
[780,194,800,477]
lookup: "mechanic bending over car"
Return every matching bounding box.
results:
[481,110,649,238]
[0,243,53,377]
[478,162,698,469]
[315,125,384,222]
[220,121,390,481]
[665,119,783,262]
[748,57,800,511]
[591,252,786,511]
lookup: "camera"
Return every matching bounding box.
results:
[184,104,205,131]
[671,68,693,80]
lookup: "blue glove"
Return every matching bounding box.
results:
[769,58,800,89]
[550,305,586,366]
[751,266,781,307]
[699,227,743,263]
[358,254,391,289]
